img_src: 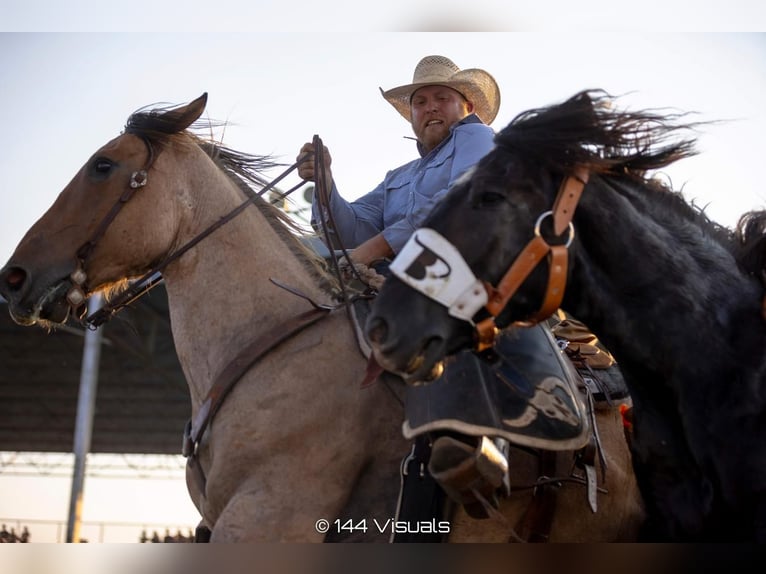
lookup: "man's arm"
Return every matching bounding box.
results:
[348,232,394,266]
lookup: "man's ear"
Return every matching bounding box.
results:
[465,101,475,114]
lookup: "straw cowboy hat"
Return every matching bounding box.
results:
[380,55,500,125]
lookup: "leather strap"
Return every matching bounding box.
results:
[474,169,589,350]
[514,450,559,542]
[552,167,588,236]
[184,306,331,493]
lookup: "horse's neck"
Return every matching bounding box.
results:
[158,175,329,399]
[566,176,763,378]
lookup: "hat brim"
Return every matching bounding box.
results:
[380,68,500,125]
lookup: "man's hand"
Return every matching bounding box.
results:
[297,141,333,186]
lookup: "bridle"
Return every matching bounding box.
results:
[390,166,589,352]
[66,135,156,313]
[72,134,308,329]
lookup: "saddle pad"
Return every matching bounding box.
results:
[403,324,591,451]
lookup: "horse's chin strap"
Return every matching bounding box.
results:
[475,167,589,350]
[390,167,589,353]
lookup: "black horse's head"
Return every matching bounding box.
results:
[365,89,700,383]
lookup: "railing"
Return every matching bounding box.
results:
[0,517,196,543]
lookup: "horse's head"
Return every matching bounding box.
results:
[366,145,565,383]
[0,94,208,326]
[366,89,700,383]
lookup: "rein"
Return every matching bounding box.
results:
[390,167,589,352]
[78,140,306,329]
[183,305,332,493]
[309,135,375,302]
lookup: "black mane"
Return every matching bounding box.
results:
[495,89,766,282]
[496,89,700,176]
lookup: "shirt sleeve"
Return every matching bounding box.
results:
[310,179,387,249]
[382,124,495,253]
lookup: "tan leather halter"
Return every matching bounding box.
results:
[475,167,589,351]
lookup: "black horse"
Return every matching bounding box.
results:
[365,90,766,542]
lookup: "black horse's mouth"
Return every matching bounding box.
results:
[372,336,447,385]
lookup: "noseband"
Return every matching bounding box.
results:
[390,167,589,352]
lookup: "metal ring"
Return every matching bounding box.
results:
[533,210,575,248]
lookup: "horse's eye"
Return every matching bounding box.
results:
[477,190,506,206]
[92,158,114,174]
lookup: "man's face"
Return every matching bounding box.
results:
[410,85,473,153]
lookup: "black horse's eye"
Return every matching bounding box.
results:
[477,190,507,206]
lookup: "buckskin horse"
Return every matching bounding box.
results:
[365,89,766,542]
[0,93,643,542]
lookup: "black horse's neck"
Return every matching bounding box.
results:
[560,173,766,540]
[564,174,762,385]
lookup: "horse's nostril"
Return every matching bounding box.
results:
[3,267,27,291]
[366,317,389,345]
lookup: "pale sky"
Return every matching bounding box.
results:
[1,31,765,543]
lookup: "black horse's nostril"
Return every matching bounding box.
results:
[1,267,28,291]
[366,316,389,345]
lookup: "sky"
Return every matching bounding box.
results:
[0,30,765,544]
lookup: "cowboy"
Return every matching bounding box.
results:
[297,56,587,527]
[297,54,499,267]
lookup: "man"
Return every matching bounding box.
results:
[297,54,499,266]
[297,56,587,526]
[297,56,513,523]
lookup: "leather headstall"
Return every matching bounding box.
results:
[475,167,589,351]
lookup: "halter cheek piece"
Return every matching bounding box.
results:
[390,167,589,352]
[71,135,310,329]
[66,137,155,311]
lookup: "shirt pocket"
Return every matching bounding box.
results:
[383,171,412,226]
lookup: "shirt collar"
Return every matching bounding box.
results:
[416,113,484,158]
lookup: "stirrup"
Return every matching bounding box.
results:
[428,435,509,519]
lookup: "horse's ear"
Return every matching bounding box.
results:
[154,93,208,134]
[170,93,208,132]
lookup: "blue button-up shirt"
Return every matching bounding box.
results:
[311,114,495,254]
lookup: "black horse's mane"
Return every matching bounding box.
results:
[495,89,766,284]
[497,89,700,176]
